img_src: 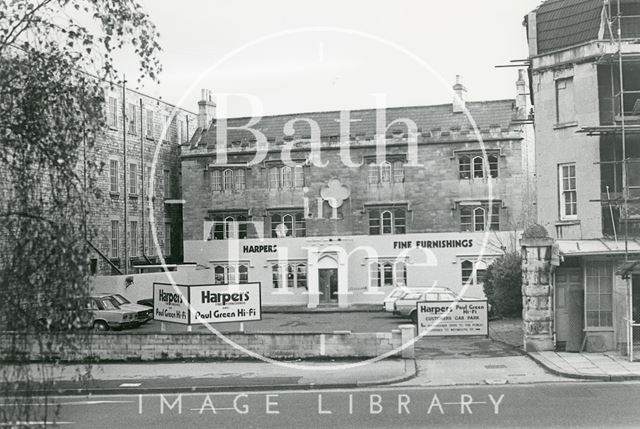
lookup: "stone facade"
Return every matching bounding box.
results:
[181,97,535,242]
[88,85,196,275]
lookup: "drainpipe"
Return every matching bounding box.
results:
[140,98,152,266]
[122,77,128,275]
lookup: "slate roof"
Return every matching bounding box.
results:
[535,0,604,54]
[187,99,519,151]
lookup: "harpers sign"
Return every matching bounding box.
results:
[416,300,488,336]
[152,282,262,325]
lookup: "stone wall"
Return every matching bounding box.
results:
[0,330,403,362]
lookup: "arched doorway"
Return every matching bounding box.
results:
[317,255,338,304]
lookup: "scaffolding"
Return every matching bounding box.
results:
[577,0,640,360]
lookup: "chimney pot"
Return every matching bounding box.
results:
[452,75,467,113]
[198,89,216,130]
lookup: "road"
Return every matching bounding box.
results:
[19,382,640,428]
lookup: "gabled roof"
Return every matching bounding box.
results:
[535,0,604,54]
[187,99,518,151]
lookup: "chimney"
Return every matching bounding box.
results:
[452,75,467,113]
[516,69,528,119]
[197,89,216,130]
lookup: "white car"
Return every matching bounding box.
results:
[382,287,443,313]
[96,293,153,324]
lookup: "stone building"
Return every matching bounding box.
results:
[180,78,535,308]
[88,84,196,275]
[524,0,640,354]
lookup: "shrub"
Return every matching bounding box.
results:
[483,251,523,318]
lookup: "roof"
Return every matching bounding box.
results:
[557,239,640,256]
[187,99,518,151]
[534,0,604,54]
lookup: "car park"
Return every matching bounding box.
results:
[96,293,153,324]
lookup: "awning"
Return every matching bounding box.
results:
[557,239,640,257]
[616,260,640,279]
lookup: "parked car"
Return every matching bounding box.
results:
[137,298,154,308]
[96,293,153,324]
[382,287,445,312]
[87,296,139,331]
[393,287,464,323]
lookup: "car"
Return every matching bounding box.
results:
[96,293,153,324]
[393,287,465,323]
[382,287,445,313]
[87,296,139,331]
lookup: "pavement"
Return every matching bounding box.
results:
[7,359,417,395]
[529,351,640,381]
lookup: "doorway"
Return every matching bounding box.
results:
[318,268,338,304]
[632,276,640,348]
[555,267,584,351]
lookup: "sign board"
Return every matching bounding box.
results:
[153,283,190,325]
[152,282,262,325]
[416,300,488,336]
[189,283,262,324]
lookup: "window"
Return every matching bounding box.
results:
[461,260,487,285]
[110,220,119,258]
[369,260,407,288]
[393,161,404,183]
[559,163,577,220]
[585,262,613,328]
[107,97,118,128]
[129,220,138,257]
[459,153,499,180]
[368,160,405,185]
[459,155,471,179]
[294,166,304,188]
[163,170,171,198]
[281,166,293,188]
[235,169,246,190]
[270,212,305,237]
[556,77,575,124]
[208,213,248,240]
[380,161,391,183]
[223,169,234,191]
[109,159,119,193]
[146,109,154,138]
[214,264,249,284]
[128,163,138,195]
[211,170,221,191]
[147,222,154,255]
[269,167,280,189]
[127,103,137,134]
[272,263,307,288]
[460,203,500,231]
[368,208,406,235]
[164,223,171,256]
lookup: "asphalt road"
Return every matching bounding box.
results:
[18,382,640,428]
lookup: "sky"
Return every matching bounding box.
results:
[119,0,544,117]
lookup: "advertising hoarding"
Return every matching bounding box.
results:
[416,300,489,336]
[152,282,262,325]
[189,283,262,324]
[153,283,190,325]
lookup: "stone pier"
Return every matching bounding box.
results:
[521,224,555,352]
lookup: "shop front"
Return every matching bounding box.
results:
[555,240,640,355]
[183,231,514,308]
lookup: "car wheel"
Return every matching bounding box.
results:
[93,321,109,332]
[410,311,418,324]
